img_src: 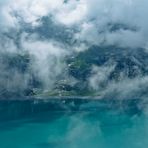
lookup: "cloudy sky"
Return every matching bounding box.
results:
[1,0,148,48]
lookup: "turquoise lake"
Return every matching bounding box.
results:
[0,99,148,148]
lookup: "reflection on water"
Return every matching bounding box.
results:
[0,99,148,148]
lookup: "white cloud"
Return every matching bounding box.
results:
[103,76,148,100]
[21,33,69,89]
[55,0,87,25]
[89,64,115,91]
[1,0,148,48]
[72,0,148,48]
[0,0,64,27]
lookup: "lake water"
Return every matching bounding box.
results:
[0,99,148,148]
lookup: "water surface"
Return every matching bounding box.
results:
[0,99,147,148]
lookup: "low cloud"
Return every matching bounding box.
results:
[21,33,69,89]
[88,64,115,91]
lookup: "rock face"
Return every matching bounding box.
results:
[0,11,148,99]
[1,44,148,99]
[62,46,148,98]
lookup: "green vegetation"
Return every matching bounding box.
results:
[34,89,97,97]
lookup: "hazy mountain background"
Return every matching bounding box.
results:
[1,0,148,100]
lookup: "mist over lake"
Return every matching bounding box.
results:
[0,0,148,148]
